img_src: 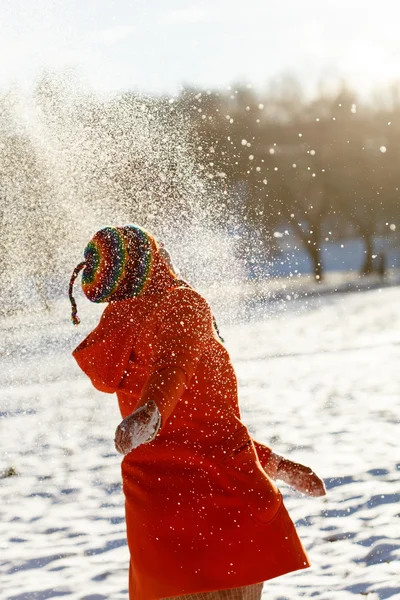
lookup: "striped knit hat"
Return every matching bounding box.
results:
[69,225,158,325]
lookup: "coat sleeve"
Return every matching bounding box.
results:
[252,439,273,469]
[135,289,213,427]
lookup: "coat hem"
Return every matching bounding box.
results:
[149,562,310,600]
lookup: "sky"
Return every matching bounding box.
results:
[1,0,400,97]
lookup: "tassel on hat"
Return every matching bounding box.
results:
[68,261,86,325]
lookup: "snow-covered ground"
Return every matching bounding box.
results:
[1,286,399,600]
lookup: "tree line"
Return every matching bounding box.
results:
[175,77,399,281]
[0,71,399,303]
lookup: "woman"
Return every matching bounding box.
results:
[70,225,326,600]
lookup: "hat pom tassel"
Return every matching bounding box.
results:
[69,261,86,326]
[71,311,80,326]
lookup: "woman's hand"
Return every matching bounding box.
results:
[114,400,161,455]
[276,457,326,497]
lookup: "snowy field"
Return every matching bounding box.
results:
[1,285,399,600]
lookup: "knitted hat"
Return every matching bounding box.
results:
[69,225,159,325]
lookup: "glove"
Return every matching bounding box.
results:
[114,400,161,455]
[263,451,326,497]
[276,456,326,497]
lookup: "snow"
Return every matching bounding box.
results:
[1,286,399,599]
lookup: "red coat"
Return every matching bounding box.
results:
[73,285,310,600]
